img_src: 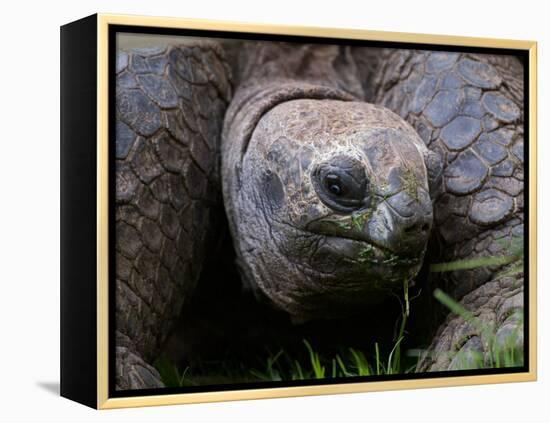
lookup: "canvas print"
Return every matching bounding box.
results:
[113,31,526,392]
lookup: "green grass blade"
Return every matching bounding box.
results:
[375,342,381,375]
[430,255,519,273]
[303,340,325,378]
[336,354,350,377]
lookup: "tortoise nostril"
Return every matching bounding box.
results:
[421,223,430,232]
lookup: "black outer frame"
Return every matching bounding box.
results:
[60,14,531,409]
[60,14,98,409]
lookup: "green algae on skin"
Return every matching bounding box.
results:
[378,181,393,202]
[356,244,376,266]
[382,249,423,267]
[350,209,373,231]
[324,219,353,230]
[400,168,419,201]
[324,207,375,231]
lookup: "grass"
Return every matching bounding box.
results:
[154,356,190,387]
[430,255,519,273]
[250,339,409,381]
[154,234,525,387]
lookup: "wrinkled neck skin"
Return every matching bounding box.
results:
[229,41,366,99]
[222,42,433,323]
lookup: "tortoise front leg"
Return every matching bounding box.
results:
[418,270,523,372]
[116,346,163,390]
[114,42,232,390]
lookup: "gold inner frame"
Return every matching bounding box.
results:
[96,13,538,409]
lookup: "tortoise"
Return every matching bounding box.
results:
[114,38,524,389]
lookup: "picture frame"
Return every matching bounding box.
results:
[60,13,537,409]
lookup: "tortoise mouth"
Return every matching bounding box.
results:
[304,213,428,269]
[304,217,424,265]
[322,234,424,268]
[302,233,424,294]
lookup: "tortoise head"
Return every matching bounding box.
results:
[229,99,440,321]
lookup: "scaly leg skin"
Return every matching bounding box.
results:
[115,347,164,390]
[417,271,523,371]
[417,222,525,371]
[354,49,525,371]
[115,42,232,389]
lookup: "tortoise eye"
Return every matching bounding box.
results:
[325,174,346,196]
[313,156,367,213]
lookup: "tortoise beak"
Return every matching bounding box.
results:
[365,201,432,258]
